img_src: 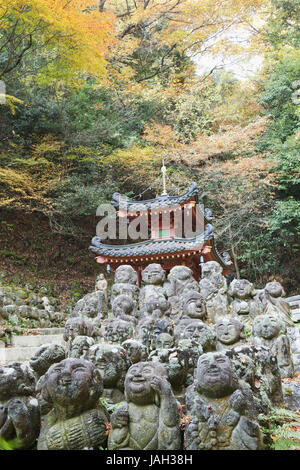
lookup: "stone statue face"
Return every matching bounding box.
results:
[30,344,66,377]
[181,320,209,341]
[64,318,87,341]
[215,318,242,345]
[155,333,174,350]
[69,336,94,359]
[125,362,168,405]
[201,261,222,278]
[230,279,253,299]
[252,314,281,340]
[265,282,284,298]
[169,266,193,281]
[152,319,173,345]
[177,319,215,351]
[145,295,169,316]
[182,292,206,319]
[115,265,137,284]
[112,295,133,316]
[43,358,103,409]
[89,344,126,387]
[196,352,233,397]
[105,319,134,343]
[0,363,36,401]
[142,264,165,285]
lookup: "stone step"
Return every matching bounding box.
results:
[286,295,300,302]
[288,300,300,308]
[0,346,41,363]
[27,328,64,335]
[11,334,65,348]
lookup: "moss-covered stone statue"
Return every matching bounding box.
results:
[228,279,262,326]
[0,362,40,450]
[112,294,138,325]
[108,362,181,450]
[139,264,167,310]
[260,281,294,327]
[89,343,129,404]
[104,318,135,344]
[215,317,245,350]
[177,290,207,324]
[121,339,148,365]
[199,261,228,323]
[164,266,199,316]
[69,336,95,360]
[252,314,294,378]
[174,318,216,352]
[185,352,263,450]
[37,358,109,450]
[72,290,106,326]
[30,343,66,379]
[63,317,99,354]
[111,266,139,313]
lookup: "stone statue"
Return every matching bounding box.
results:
[63,317,99,354]
[252,314,294,378]
[30,344,66,379]
[72,290,106,326]
[37,359,109,450]
[136,315,174,353]
[164,266,199,317]
[95,273,108,303]
[185,352,263,450]
[112,294,138,324]
[177,290,207,323]
[69,336,95,360]
[215,317,245,350]
[228,279,262,326]
[0,362,40,450]
[153,333,174,350]
[144,294,171,321]
[174,318,216,353]
[121,339,148,365]
[89,343,129,404]
[199,261,228,323]
[260,281,294,327]
[104,318,135,344]
[108,362,181,450]
[139,264,167,310]
[111,266,139,313]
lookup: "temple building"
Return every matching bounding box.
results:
[89,166,232,283]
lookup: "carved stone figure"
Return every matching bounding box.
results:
[104,318,134,344]
[108,362,181,450]
[153,333,174,350]
[111,266,139,312]
[199,261,228,323]
[139,264,167,310]
[69,336,95,360]
[260,281,294,327]
[37,359,109,450]
[252,314,294,378]
[174,318,216,352]
[215,317,245,350]
[63,317,99,354]
[144,294,171,321]
[228,279,262,326]
[112,294,138,324]
[121,339,148,365]
[177,290,207,323]
[185,352,263,450]
[136,315,174,353]
[164,266,199,317]
[0,362,40,449]
[89,343,129,404]
[30,344,66,379]
[72,290,106,326]
[95,273,108,303]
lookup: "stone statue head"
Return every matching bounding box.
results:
[264,281,285,298]
[152,318,174,347]
[179,290,206,320]
[0,362,36,401]
[114,265,137,285]
[125,361,168,406]
[201,261,222,279]
[141,264,166,285]
[195,352,234,398]
[104,318,134,343]
[252,314,285,340]
[40,358,103,416]
[63,317,95,342]
[89,343,128,390]
[228,279,254,300]
[69,336,95,359]
[215,317,244,345]
[137,317,153,349]
[175,319,216,351]
[168,266,195,282]
[145,294,170,318]
[112,294,134,317]
[121,339,148,364]
[154,333,175,350]
[30,344,66,378]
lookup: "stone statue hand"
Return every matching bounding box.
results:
[150,375,170,395]
[112,407,129,428]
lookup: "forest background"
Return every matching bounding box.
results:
[0,0,299,305]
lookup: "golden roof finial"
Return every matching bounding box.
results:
[161,158,167,196]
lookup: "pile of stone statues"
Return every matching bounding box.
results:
[1,262,299,451]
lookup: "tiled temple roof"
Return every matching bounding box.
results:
[111,182,199,211]
[89,233,206,258]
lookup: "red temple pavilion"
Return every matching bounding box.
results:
[89,168,231,283]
